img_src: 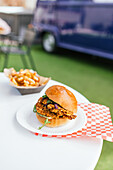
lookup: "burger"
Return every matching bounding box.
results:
[33,85,77,129]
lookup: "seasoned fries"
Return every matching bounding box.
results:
[4,68,51,95]
[4,68,51,90]
[7,68,40,87]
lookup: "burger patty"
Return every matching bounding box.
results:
[36,97,77,120]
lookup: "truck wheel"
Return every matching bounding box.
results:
[42,32,56,53]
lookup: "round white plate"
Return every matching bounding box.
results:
[16,101,87,136]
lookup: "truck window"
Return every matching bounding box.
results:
[59,0,86,1]
[93,0,113,2]
[40,0,56,1]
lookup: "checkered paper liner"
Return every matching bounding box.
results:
[32,103,113,142]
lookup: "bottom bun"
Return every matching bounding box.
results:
[36,114,69,128]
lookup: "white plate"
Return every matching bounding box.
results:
[16,101,87,136]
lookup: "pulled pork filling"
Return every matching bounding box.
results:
[36,96,77,120]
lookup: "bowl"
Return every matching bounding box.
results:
[4,68,51,95]
[15,84,46,95]
[9,76,51,95]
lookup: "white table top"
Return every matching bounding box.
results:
[0,73,103,170]
[0,6,33,14]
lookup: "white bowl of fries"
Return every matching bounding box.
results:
[4,68,51,95]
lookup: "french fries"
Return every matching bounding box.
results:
[7,68,40,87]
[4,68,51,90]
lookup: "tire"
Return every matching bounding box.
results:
[42,32,56,53]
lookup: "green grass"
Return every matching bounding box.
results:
[0,45,113,170]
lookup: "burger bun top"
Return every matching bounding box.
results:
[45,85,77,113]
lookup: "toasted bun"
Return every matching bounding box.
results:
[45,85,77,113]
[36,114,69,128]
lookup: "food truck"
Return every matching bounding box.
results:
[33,0,113,59]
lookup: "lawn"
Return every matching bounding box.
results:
[0,45,113,170]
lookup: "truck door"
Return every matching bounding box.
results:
[57,0,84,45]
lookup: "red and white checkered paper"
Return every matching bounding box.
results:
[33,103,113,142]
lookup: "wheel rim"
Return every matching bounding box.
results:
[43,33,55,52]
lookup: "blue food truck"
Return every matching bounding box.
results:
[33,0,113,60]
